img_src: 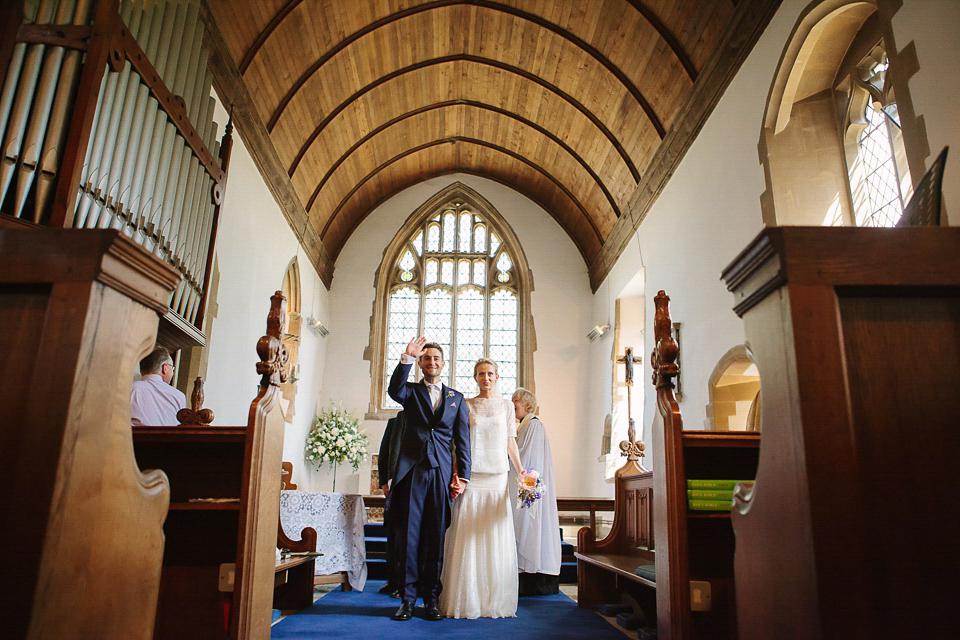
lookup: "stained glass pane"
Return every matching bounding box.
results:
[496,251,512,283]
[384,287,421,408]
[459,213,472,252]
[455,288,485,392]
[489,289,518,396]
[425,259,438,285]
[423,289,452,358]
[441,259,454,286]
[855,104,905,227]
[427,223,440,252]
[474,224,486,254]
[442,212,456,252]
[384,206,525,408]
[473,259,485,285]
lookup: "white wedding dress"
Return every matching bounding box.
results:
[439,396,519,618]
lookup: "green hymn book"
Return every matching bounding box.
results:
[687,489,734,500]
[688,499,733,511]
[686,479,754,490]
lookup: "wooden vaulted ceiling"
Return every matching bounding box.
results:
[202,0,780,289]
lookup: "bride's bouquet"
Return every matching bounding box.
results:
[517,467,545,515]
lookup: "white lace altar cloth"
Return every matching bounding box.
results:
[279,491,367,591]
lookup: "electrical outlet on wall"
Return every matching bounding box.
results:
[690,580,712,611]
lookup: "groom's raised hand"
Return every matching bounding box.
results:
[405,336,427,359]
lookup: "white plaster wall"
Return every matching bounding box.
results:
[317,174,609,497]
[200,95,329,489]
[889,0,960,223]
[606,0,804,458]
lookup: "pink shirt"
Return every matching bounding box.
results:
[131,374,187,426]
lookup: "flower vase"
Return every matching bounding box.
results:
[332,460,337,493]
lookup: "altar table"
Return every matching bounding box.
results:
[279,491,367,591]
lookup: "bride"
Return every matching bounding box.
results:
[440,358,525,619]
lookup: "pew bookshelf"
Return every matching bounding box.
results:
[660,430,758,640]
[132,425,248,640]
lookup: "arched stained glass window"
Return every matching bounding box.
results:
[373,184,532,413]
[846,50,912,227]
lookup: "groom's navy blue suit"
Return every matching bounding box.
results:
[388,360,471,603]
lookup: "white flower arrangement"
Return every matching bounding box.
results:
[305,403,368,481]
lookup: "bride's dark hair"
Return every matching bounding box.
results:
[473,357,498,376]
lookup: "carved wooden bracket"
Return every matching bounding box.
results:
[619,434,646,460]
[256,290,289,387]
[176,377,215,425]
[651,290,679,389]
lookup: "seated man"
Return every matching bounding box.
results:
[131,346,186,426]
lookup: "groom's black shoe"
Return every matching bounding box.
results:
[423,600,443,621]
[392,600,414,621]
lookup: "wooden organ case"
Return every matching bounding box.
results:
[0,0,233,349]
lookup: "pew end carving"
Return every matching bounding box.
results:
[650,290,760,640]
[1,228,179,639]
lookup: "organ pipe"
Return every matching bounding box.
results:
[0,0,230,334]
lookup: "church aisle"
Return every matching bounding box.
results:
[271,580,631,639]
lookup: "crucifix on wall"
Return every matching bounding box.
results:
[617,346,647,471]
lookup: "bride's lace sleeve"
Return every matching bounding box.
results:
[505,398,517,438]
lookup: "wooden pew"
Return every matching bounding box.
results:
[575,349,657,621]
[575,464,656,618]
[0,228,179,639]
[722,226,960,640]
[274,461,318,611]
[650,290,760,640]
[275,519,318,611]
[133,291,290,640]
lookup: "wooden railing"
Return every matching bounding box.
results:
[363,495,614,535]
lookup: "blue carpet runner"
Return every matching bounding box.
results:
[271,579,627,639]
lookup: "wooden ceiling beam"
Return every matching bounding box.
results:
[319,137,603,245]
[625,0,698,81]
[261,0,665,137]
[238,0,302,74]
[287,54,641,182]
[305,100,623,219]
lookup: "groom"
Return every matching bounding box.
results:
[387,337,471,621]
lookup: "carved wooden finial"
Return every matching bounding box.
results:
[651,290,679,389]
[256,290,289,387]
[176,377,215,425]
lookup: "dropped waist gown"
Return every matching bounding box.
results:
[439,396,519,618]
